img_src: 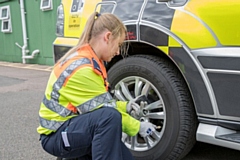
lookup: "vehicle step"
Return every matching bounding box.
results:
[216,132,240,143]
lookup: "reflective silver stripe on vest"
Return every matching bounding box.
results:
[40,58,91,130]
[51,58,91,102]
[43,58,91,117]
[40,92,116,130]
[39,117,64,131]
[40,58,116,131]
[76,92,116,114]
[42,96,74,117]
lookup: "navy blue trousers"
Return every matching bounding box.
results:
[40,107,135,160]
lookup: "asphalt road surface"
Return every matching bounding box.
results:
[0,62,239,160]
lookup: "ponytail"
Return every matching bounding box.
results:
[58,12,98,63]
[78,12,99,46]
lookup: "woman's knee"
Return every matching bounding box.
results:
[100,107,121,125]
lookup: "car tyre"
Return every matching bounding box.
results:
[108,55,197,160]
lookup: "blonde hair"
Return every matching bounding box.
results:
[59,12,127,62]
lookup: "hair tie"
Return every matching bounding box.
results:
[95,13,101,19]
[97,13,101,17]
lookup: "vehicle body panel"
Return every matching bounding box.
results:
[53,0,240,155]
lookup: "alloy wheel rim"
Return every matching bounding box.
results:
[114,76,166,151]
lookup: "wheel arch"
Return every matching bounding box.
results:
[107,41,193,102]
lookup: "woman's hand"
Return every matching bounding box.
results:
[139,122,156,138]
[126,101,140,114]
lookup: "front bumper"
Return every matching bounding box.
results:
[53,37,79,63]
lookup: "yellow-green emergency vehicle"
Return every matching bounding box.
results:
[53,0,240,160]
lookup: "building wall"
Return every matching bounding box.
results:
[0,0,61,65]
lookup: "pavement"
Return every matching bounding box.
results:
[0,62,55,160]
[0,61,53,72]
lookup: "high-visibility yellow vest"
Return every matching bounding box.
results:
[37,44,140,136]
